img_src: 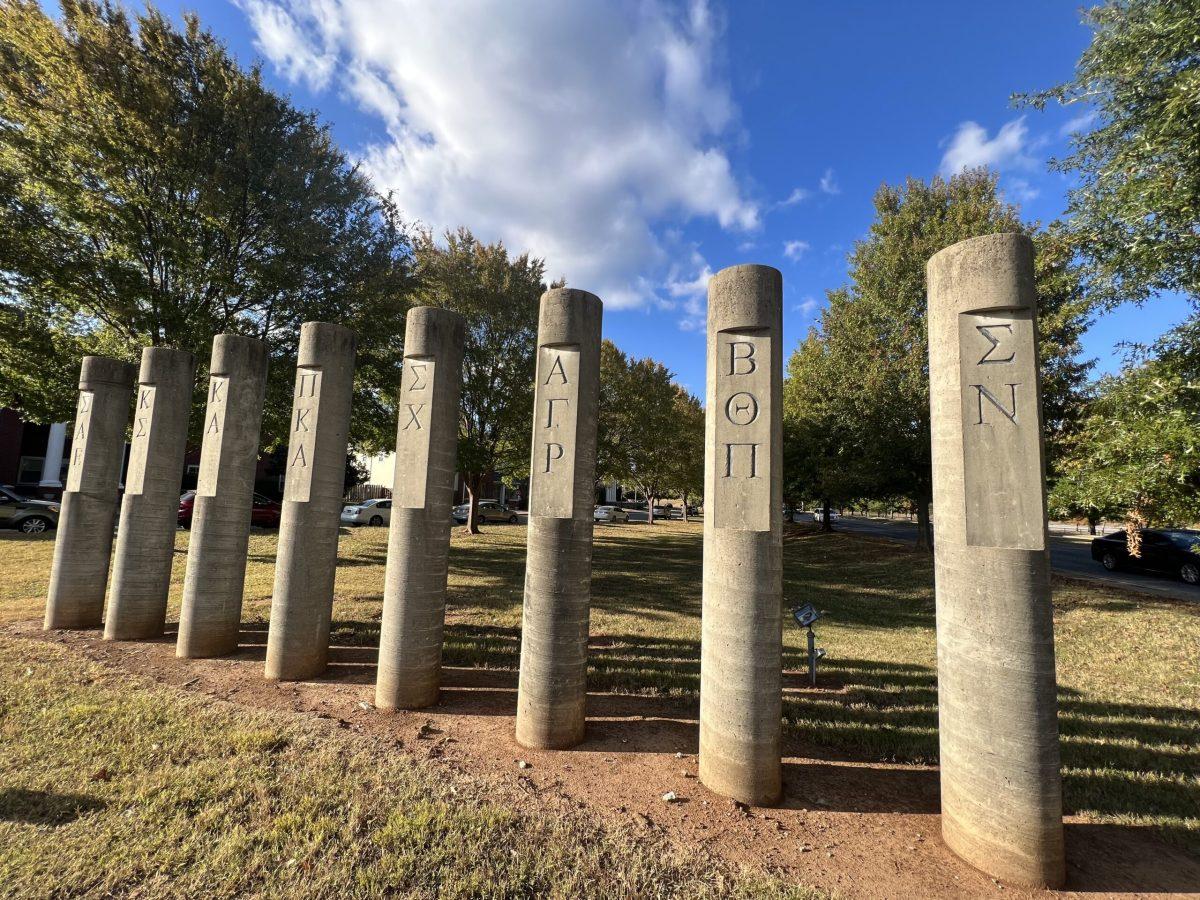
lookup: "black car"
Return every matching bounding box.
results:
[1090,528,1200,586]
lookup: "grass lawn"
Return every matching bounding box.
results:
[1,520,1197,895]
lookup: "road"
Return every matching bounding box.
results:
[819,515,1197,602]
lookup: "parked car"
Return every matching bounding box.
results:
[812,508,842,523]
[1091,528,1200,585]
[594,505,630,524]
[178,490,282,529]
[452,499,519,525]
[341,498,392,527]
[0,485,60,534]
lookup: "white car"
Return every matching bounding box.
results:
[594,505,630,523]
[341,498,392,526]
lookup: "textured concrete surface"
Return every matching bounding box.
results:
[376,307,465,710]
[176,335,269,658]
[699,264,783,807]
[44,356,137,630]
[927,233,1064,888]
[265,322,357,681]
[105,347,196,640]
[515,288,603,750]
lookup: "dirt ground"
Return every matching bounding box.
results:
[10,618,1199,900]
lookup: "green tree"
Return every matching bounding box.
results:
[413,228,546,534]
[782,171,1093,548]
[596,341,693,525]
[1019,0,1200,307]
[1051,317,1200,531]
[667,387,704,521]
[0,1,413,449]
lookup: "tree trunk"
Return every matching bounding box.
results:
[681,491,689,523]
[915,496,933,551]
[465,473,482,535]
[1087,510,1099,535]
[821,497,833,533]
[647,495,655,526]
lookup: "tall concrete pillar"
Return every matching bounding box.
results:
[515,288,603,750]
[176,335,269,658]
[44,356,137,630]
[105,348,197,640]
[375,307,466,710]
[698,264,783,807]
[264,322,357,681]
[927,233,1064,888]
[39,422,68,488]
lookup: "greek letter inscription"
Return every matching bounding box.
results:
[126,385,157,495]
[530,346,580,519]
[196,377,228,497]
[394,356,435,508]
[714,331,771,531]
[972,383,1019,426]
[65,390,95,492]
[284,367,321,502]
[724,392,759,426]
[976,324,1016,365]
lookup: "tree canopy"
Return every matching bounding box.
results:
[783,171,1094,547]
[1019,0,1200,308]
[412,227,546,532]
[0,0,413,449]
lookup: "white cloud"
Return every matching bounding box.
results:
[939,117,1035,176]
[666,250,713,331]
[1059,110,1097,137]
[819,168,839,195]
[780,186,810,206]
[783,239,810,262]
[237,0,759,310]
[791,295,819,316]
[1007,178,1040,203]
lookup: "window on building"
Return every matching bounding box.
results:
[17,456,44,484]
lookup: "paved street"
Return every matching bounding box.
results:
[818,515,1198,602]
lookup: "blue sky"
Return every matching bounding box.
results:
[150,0,1190,394]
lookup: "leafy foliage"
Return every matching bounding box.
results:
[1019,0,1200,307]
[412,228,547,531]
[0,1,413,449]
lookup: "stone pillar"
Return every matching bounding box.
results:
[176,335,269,658]
[375,307,466,710]
[39,422,68,488]
[264,322,357,681]
[515,288,603,750]
[104,348,197,640]
[927,233,1064,888]
[44,356,137,630]
[698,264,783,807]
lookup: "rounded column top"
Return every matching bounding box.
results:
[138,346,197,385]
[707,264,782,333]
[298,321,357,365]
[405,306,466,357]
[79,355,137,390]
[538,288,602,345]
[927,232,1036,315]
[211,333,269,376]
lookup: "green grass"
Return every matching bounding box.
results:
[0,636,818,899]
[1,518,1198,883]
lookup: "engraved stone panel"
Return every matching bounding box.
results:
[124,385,157,496]
[196,376,229,498]
[64,391,94,493]
[283,367,322,503]
[529,346,580,519]
[713,330,771,531]
[958,309,1044,551]
[393,357,435,509]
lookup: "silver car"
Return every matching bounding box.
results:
[0,485,59,534]
[594,505,630,523]
[452,500,519,524]
[341,498,392,526]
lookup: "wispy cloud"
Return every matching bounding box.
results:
[939,117,1035,176]
[237,0,760,310]
[783,239,811,262]
[792,295,819,317]
[819,168,840,195]
[780,186,810,206]
[1059,110,1097,137]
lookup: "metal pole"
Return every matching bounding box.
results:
[808,626,816,687]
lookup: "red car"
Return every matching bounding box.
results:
[178,490,282,529]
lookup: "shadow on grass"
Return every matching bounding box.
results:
[0,788,105,825]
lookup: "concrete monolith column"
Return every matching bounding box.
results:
[927,233,1064,888]
[176,335,269,658]
[698,264,783,807]
[264,322,357,681]
[375,307,466,710]
[44,356,137,629]
[104,348,197,640]
[515,288,603,750]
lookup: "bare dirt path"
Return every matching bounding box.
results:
[10,619,1199,900]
